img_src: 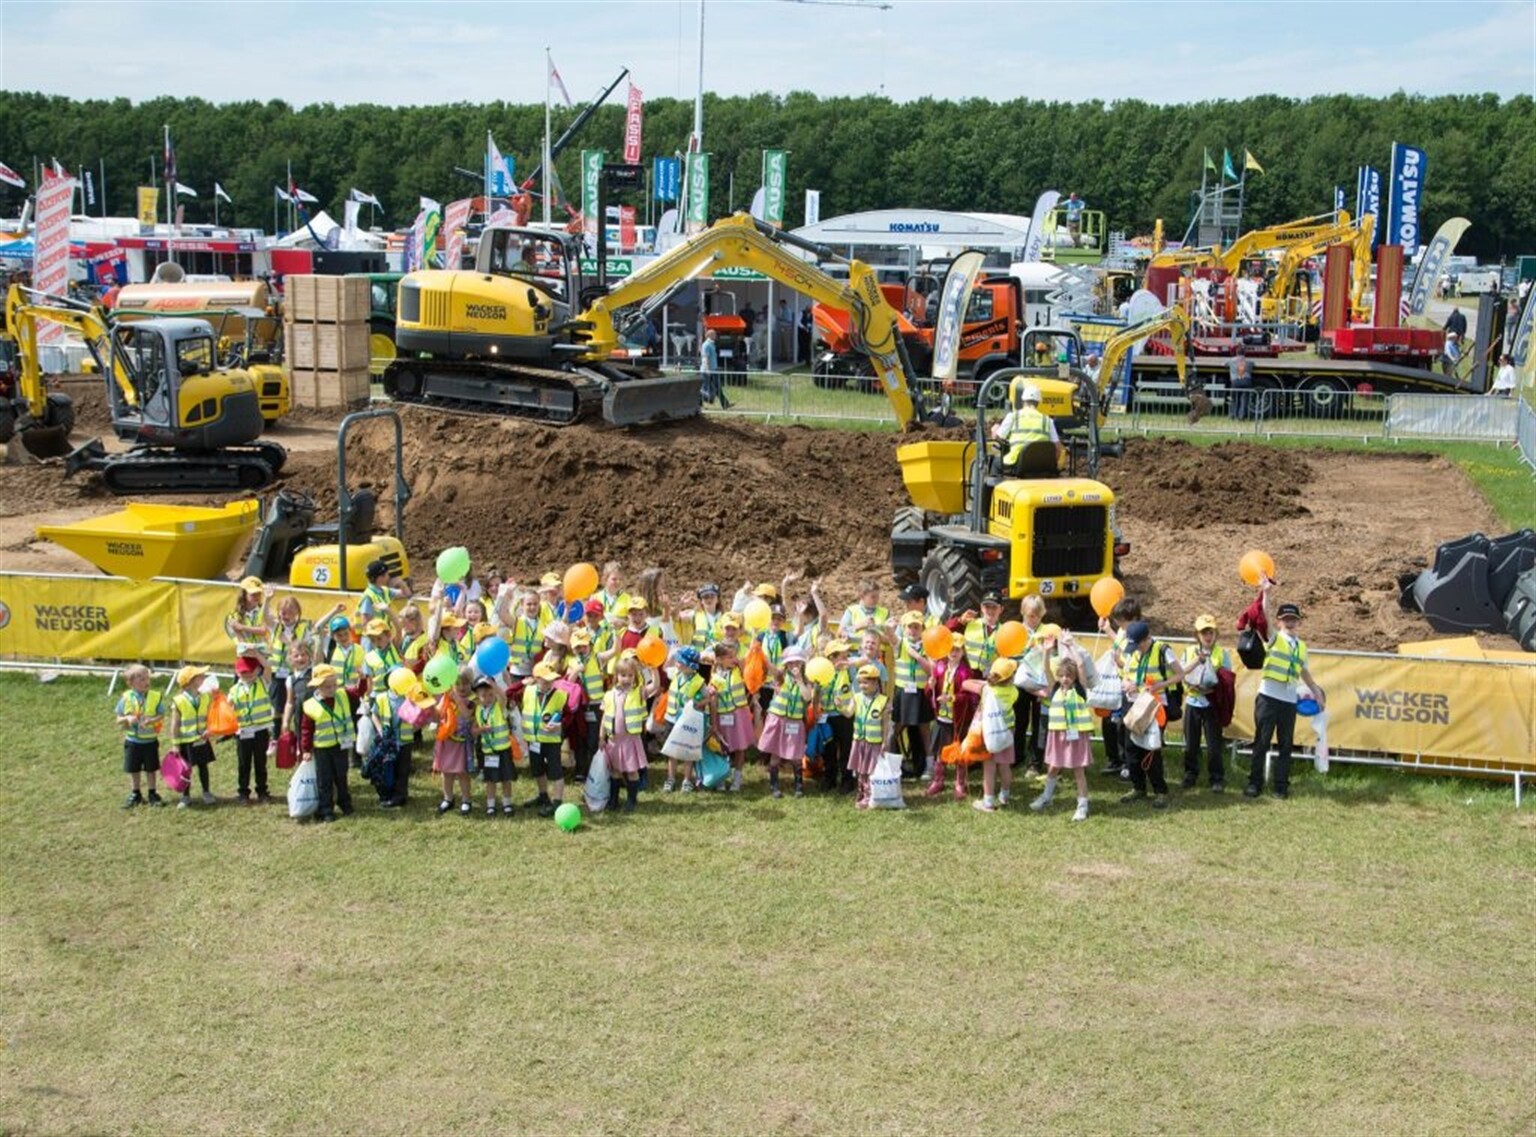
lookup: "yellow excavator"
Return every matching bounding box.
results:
[2,285,285,493]
[892,305,1191,623]
[385,212,925,427]
[1260,212,1375,323]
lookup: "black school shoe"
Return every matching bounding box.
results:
[538,800,559,818]
[437,799,453,815]
[1118,790,1146,804]
[147,791,166,807]
[122,791,143,809]
[1151,795,1170,810]
[1243,784,1262,798]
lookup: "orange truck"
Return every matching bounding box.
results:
[812,274,1025,395]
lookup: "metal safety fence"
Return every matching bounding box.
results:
[1518,397,1536,474]
[682,366,1525,445]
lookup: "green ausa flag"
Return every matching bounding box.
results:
[420,198,442,269]
[761,149,787,227]
[685,152,710,233]
[581,149,604,242]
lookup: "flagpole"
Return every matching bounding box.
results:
[485,130,492,220]
[99,158,106,219]
[287,160,294,233]
[163,125,172,232]
[543,48,553,227]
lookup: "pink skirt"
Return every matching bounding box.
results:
[718,708,756,753]
[434,738,469,775]
[847,740,882,776]
[1045,731,1094,770]
[606,733,648,775]
[757,713,806,762]
[987,744,1015,767]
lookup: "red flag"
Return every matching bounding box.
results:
[623,83,644,165]
[619,205,637,253]
[549,57,574,108]
[0,161,24,188]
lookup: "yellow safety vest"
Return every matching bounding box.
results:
[989,684,1019,732]
[895,636,926,690]
[711,667,747,713]
[507,616,541,672]
[118,688,164,743]
[1131,641,1173,704]
[304,690,355,750]
[1181,644,1231,699]
[964,620,998,672]
[1047,689,1094,733]
[270,619,311,674]
[171,690,210,746]
[841,604,889,635]
[769,678,807,720]
[852,692,887,744]
[476,700,511,752]
[230,679,274,731]
[1005,408,1052,463]
[364,642,401,678]
[936,664,959,721]
[667,671,706,722]
[573,652,606,703]
[1262,634,1307,687]
[521,685,568,745]
[330,641,365,686]
[820,667,854,717]
[373,690,415,743]
[602,686,648,737]
[691,610,722,649]
[356,582,393,619]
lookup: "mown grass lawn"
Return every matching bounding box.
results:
[2,673,1534,1135]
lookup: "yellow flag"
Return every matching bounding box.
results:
[1244,150,1265,175]
[136,186,159,227]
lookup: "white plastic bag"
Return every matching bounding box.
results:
[980,687,1013,753]
[661,706,706,762]
[287,758,319,819]
[870,751,906,809]
[1128,719,1162,752]
[1311,707,1330,773]
[584,747,612,813]
[1014,647,1048,693]
[355,714,378,756]
[1088,650,1123,710]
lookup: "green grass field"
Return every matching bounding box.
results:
[3,674,1534,1135]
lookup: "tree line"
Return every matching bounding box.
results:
[1,90,1531,259]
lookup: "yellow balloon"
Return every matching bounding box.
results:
[742,597,772,632]
[387,668,417,697]
[805,657,835,686]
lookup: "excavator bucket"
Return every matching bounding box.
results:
[602,374,702,427]
[19,425,72,459]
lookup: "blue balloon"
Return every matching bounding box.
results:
[565,600,584,624]
[474,635,510,677]
[1296,697,1321,717]
[444,583,463,606]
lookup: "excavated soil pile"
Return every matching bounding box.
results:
[1110,438,1315,528]
[285,411,911,596]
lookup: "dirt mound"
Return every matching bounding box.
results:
[283,409,911,596]
[1111,437,1315,528]
[53,375,113,432]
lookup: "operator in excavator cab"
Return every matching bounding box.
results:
[991,381,1062,476]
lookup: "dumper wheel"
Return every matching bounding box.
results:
[920,545,983,620]
[44,392,75,436]
[0,402,14,445]
[891,506,926,588]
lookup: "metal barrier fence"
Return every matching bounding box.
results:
[1125,381,1521,444]
[1519,397,1536,473]
[682,366,1524,444]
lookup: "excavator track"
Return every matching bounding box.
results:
[94,445,280,495]
[382,358,701,427]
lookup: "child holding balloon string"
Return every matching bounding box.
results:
[972,657,1021,813]
[924,632,980,801]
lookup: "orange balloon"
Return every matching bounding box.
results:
[636,635,668,668]
[996,620,1028,657]
[1089,577,1125,619]
[922,624,954,661]
[564,562,600,602]
[1238,550,1277,587]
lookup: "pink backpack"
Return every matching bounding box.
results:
[162,750,191,794]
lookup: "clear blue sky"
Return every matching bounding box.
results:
[1,0,1531,106]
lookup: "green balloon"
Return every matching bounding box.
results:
[554,802,582,832]
[423,653,458,695]
[435,545,471,584]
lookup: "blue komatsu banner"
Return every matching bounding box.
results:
[653,157,680,202]
[1384,142,1427,252]
[1359,165,1383,247]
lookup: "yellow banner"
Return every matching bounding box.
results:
[136,186,158,229]
[0,574,181,661]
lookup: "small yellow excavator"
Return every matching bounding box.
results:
[386,212,925,427]
[1,285,284,493]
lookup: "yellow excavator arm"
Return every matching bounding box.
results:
[5,284,138,413]
[1263,212,1375,319]
[1096,306,1189,400]
[1149,211,1361,280]
[579,213,920,426]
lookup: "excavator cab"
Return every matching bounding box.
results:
[102,320,266,452]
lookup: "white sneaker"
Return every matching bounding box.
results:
[662,779,675,793]
[997,791,1010,807]
[200,791,217,806]
[1029,792,1052,812]
[177,796,191,810]
[921,758,935,780]
[681,781,695,793]
[1072,800,1090,822]
[729,772,743,793]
